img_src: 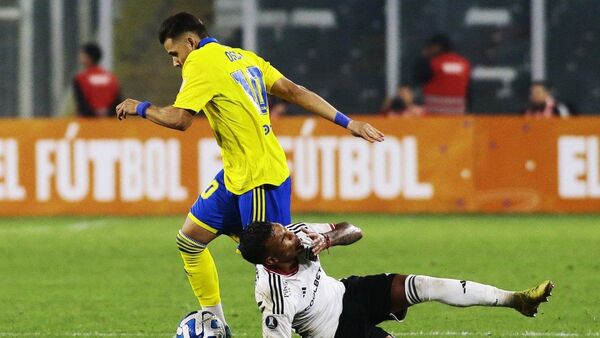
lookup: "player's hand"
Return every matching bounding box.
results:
[347,120,385,143]
[301,228,329,255]
[116,98,141,120]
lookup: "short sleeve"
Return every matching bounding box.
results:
[173,54,215,113]
[288,222,335,234]
[261,313,293,338]
[256,284,295,338]
[256,55,284,93]
[255,268,299,338]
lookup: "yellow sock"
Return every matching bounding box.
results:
[176,231,221,306]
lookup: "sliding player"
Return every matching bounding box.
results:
[239,221,554,338]
[115,12,384,336]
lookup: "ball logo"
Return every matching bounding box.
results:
[265,315,278,329]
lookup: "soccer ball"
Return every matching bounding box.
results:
[175,310,226,338]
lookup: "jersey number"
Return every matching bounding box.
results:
[231,66,268,115]
[201,180,219,199]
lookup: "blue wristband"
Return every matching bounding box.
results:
[334,111,352,128]
[136,101,152,118]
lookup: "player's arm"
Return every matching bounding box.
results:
[302,222,363,255]
[270,77,384,143]
[116,99,195,131]
[261,313,293,338]
[257,290,294,338]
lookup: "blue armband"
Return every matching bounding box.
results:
[334,111,352,128]
[136,101,152,118]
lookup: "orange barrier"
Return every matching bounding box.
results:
[0,117,598,215]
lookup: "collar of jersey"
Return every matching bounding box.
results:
[264,262,299,276]
[197,37,219,48]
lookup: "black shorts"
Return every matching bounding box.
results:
[334,273,400,338]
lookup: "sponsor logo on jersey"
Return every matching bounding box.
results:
[263,124,271,135]
[303,267,322,311]
[266,315,278,329]
[283,280,291,298]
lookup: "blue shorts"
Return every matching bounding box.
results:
[189,170,291,237]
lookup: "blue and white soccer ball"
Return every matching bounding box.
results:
[175,310,226,338]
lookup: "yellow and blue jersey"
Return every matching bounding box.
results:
[174,38,289,195]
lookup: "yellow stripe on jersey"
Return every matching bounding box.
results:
[252,187,267,223]
[253,188,258,222]
[252,188,257,222]
[256,188,262,222]
[174,41,289,195]
[261,187,266,221]
[252,189,255,222]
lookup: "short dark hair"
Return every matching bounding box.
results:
[239,221,275,265]
[159,12,207,44]
[81,43,102,64]
[426,34,453,51]
[531,81,547,88]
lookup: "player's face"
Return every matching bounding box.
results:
[264,224,302,264]
[163,35,196,68]
[530,85,548,103]
[398,86,413,103]
[78,51,93,68]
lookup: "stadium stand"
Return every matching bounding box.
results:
[547,0,600,114]
[256,0,386,115]
[3,1,600,117]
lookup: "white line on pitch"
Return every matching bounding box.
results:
[67,219,108,231]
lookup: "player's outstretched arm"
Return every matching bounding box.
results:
[270,77,384,143]
[302,222,363,255]
[116,98,195,131]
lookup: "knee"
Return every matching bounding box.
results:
[390,274,410,311]
[391,274,407,296]
[176,229,207,254]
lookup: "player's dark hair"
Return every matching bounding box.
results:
[159,12,208,44]
[81,42,102,64]
[531,80,548,88]
[426,34,453,51]
[239,222,275,265]
[389,97,407,112]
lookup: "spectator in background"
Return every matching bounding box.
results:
[524,82,570,118]
[73,43,121,117]
[380,85,425,117]
[413,34,471,115]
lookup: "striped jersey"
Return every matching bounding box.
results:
[254,222,345,338]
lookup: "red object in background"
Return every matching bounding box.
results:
[424,52,471,115]
[74,66,120,117]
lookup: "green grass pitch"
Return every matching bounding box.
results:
[0,214,598,337]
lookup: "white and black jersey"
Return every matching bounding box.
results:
[255,222,345,338]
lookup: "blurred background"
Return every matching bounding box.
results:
[2,0,600,118]
[1,0,599,214]
[1,1,599,337]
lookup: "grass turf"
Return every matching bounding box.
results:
[0,214,598,337]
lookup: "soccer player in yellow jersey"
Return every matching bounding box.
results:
[116,12,384,335]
